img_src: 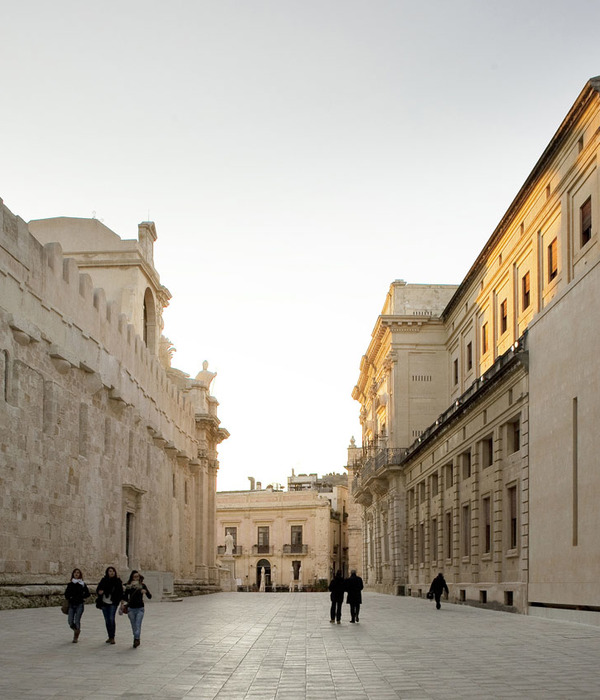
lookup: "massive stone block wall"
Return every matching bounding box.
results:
[0,199,219,593]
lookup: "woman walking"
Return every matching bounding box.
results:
[64,568,90,643]
[96,566,124,644]
[122,570,152,648]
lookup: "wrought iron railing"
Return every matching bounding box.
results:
[282,544,308,555]
[252,544,273,555]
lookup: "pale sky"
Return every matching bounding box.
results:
[2,1,599,490]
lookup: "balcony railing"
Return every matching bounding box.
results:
[252,544,273,555]
[216,545,242,556]
[283,544,308,555]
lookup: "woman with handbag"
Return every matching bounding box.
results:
[64,568,90,643]
[96,566,124,645]
[122,570,152,648]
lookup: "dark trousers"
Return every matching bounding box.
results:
[102,603,118,638]
[330,599,342,621]
[350,602,360,621]
[434,593,442,609]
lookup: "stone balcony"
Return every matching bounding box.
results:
[282,544,308,555]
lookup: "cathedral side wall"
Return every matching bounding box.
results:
[0,200,210,588]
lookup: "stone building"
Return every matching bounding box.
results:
[216,475,349,591]
[351,76,600,624]
[0,204,228,606]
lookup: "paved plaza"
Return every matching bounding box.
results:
[1,592,599,699]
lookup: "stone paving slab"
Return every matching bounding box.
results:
[0,592,599,699]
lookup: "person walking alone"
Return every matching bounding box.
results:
[328,570,346,624]
[122,571,152,648]
[428,572,449,610]
[96,566,124,644]
[345,569,364,623]
[64,568,90,643]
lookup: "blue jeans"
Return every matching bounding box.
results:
[101,603,118,638]
[128,607,145,639]
[68,603,84,630]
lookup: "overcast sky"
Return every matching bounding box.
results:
[2,1,599,490]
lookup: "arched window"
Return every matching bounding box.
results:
[143,288,157,354]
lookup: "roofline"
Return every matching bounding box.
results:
[442,76,600,319]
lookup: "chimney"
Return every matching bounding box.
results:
[256,481,262,490]
[248,477,255,490]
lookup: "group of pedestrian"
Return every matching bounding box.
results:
[328,569,364,624]
[63,567,152,648]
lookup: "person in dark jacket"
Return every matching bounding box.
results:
[122,570,152,648]
[428,572,449,610]
[64,568,90,643]
[96,566,124,644]
[345,569,364,623]
[328,570,346,624]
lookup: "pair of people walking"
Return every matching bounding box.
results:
[64,567,151,647]
[329,569,364,624]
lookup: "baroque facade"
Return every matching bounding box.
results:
[216,475,349,590]
[351,77,600,624]
[0,205,228,605]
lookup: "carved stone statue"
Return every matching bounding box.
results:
[195,360,216,389]
[224,532,234,556]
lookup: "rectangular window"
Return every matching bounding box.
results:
[548,238,558,282]
[522,272,531,310]
[431,517,438,562]
[461,451,472,480]
[419,523,425,563]
[408,488,415,509]
[507,418,520,454]
[445,464,453,489]
[409,527,414,565]
[290,525,303,553]
[467,342,473,371]
[482,496,491,554]
[419,481,426,503]
[462,503,471,557]
[581,197,592,246]
[481,436,493,468]
[500,299,508,335]
[445,510,453,560]
[453,358,459,386]
[431,473,439,497]
[482,322,489,354]
[508,485,518,549]
[257,526,270,553]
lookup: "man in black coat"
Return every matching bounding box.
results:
[345,569,364,623]
[328,570,345,624]
[428,572,449,610]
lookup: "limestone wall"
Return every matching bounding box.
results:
[0,198,221,593]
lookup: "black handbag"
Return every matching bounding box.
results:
[95,596,104,609]
[426,591,433,600]
[61,601,69,614]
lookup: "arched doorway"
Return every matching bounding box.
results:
[256,558,271,588]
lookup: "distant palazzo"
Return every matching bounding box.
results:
[351,77,600,624]
[0,205,228,603]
